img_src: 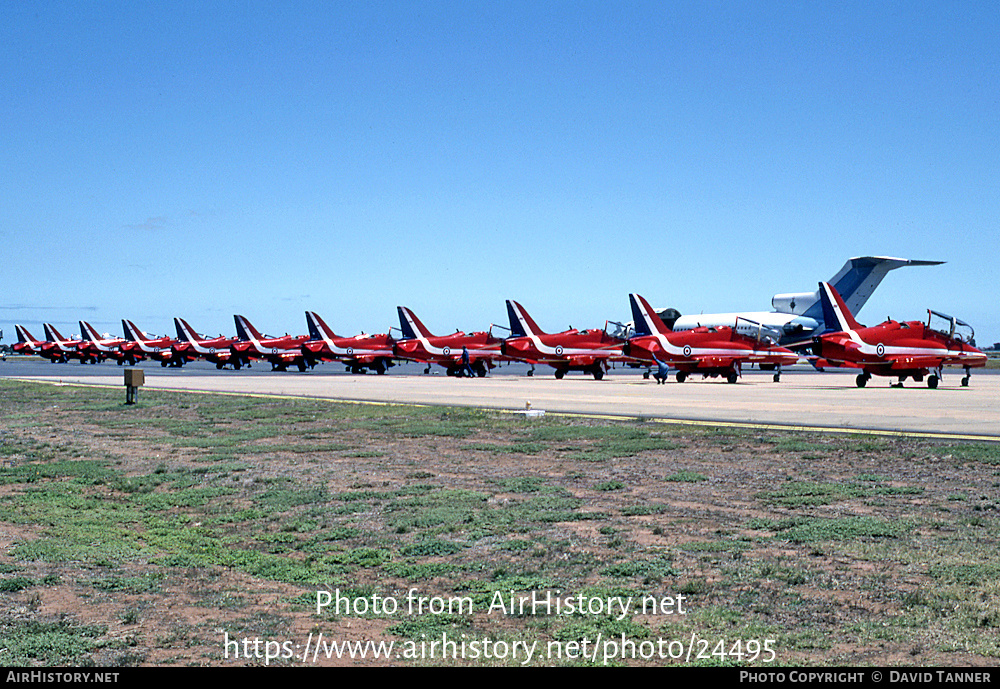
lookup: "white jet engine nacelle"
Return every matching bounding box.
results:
[772,291,818,315]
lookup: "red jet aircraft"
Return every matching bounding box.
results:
[231,315,311,371]
[12,325,60,360]
[41,324,87,363]
[76,321,128,365]
[393,306,504,376]
[12,325,45,357]
[812,282,986,388]
[500,300,627,380]
[121,320,180,366]
[301,311,396,374]
[622,293,798,383]
[171,318,237,369]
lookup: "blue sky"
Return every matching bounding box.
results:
[3,1,998,345]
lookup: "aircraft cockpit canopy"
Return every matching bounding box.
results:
[927,310,975,344]
[734,317,782,345]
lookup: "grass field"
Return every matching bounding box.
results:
[1,379,999,666]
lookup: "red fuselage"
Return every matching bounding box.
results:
[121,336,178,364]
[624,326,798,380]
[815,319,986,377]
[394,331,504,375]
[303,333,395,371]
[501,328,625,373]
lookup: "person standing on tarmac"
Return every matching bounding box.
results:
[461,346,476,378]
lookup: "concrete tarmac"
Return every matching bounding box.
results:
[4,358,998,441]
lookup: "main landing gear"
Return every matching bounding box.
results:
[674,369,739,383]
[857,366,969,389]
[552,364,605,380]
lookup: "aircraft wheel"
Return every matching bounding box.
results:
[962,375,970,387]
[527,369,533,377]
[424,366,431,374]
[161,361,168,367]
[726,371,738,384]
[554,369,565,379]
[676,371,687,383]
[856,374,868,388]
[928,375,939,389]
[216,363,224,369]
[298,362,307,372]
[643,371,650,380]
[773,374,781,383]
[593,368,604,381]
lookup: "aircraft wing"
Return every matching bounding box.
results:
[885,356,947,370]
[564,350,627,366]
[562,354,600,367]
[351,353,392,364]
[692,356,741,369]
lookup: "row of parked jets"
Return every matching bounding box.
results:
[10,257,988,388]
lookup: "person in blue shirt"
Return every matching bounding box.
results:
[461,346,476,378]
[652,353,669,384]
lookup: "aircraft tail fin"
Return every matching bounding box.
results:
[79,321,101,342]
[15,325,38,344]
[122,320,148,342]
[397,307,434,340]
[629,294,672,336]
[506,300,545,337]
[234,315,264,342]
[781,256,944,320]
[44,323,67,342]
[818,282,863,333]
[175,318,200,342]
[828,256,943,316]
[305,311,337,340]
